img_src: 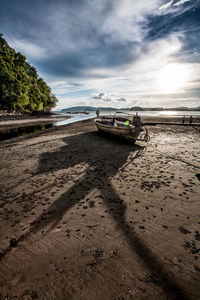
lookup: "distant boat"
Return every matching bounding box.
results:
[94,112,150,142]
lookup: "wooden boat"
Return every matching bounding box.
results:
[94,112,150,142]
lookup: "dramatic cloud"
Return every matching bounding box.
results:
[0,0,199,108]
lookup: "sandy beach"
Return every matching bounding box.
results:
[0,118,200,299]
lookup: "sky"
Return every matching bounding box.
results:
[0,0,200,109]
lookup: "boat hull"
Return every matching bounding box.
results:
[95,120,142,141]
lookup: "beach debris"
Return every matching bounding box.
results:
[66,228,71,238]
[195,173,200,181]
[194,265,200,273]
[145,273,162,286]
[110,249,118,257]
[179,226,191,235]
[195,231,200,241]
[139,225,145,229]
[88,200,95,208]
[31,291,38,299]
[9,238,18,247]
[88,248,104,269]
[183,240,200,255]
[0,249,7,260]
[87,224,98,229]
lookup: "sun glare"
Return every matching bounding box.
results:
[157,64,189,93]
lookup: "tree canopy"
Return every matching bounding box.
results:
[0,34,58,113]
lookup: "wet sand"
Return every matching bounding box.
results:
[0,115,69,130]
[0,118,200,299]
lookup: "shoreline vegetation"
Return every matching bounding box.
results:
[0,110,70,133]
[0,34,58,114]
[0,118,200,299]
[0,110,56,119]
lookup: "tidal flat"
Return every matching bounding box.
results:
[0,118,200,299]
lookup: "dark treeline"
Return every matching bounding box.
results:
[0,34,57,113]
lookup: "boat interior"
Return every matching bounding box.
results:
[95,115,143,128]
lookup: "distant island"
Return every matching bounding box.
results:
[60,106,125,113]
[60,106,200,113]
[130,106,200,111]
[0,34,58,114]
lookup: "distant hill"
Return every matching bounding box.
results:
[61,105,200,112]
[130,106,200,111]
[61,106,127,112]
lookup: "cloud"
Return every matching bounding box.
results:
[91,94,127,103]
[1,0,163,77]
[45,34,200,108]
[159,0,191,10]
[0,0,199,108]
[116,98,127,102]
[91,92,113,102]
[173,0,191,7]
[159,1,173,10]
[8,39,46,59]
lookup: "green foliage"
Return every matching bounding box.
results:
[0,34,58,112]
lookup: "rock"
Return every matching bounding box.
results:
[179,226,191,235]
[10,238,18,247]
[31,291,38,299]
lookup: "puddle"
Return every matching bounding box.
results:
[0,123,53,141]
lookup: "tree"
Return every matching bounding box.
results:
[0,34,58,112]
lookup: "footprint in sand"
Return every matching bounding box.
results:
[179,226,191,235]
[139,225,145,229]
[163,225,168,229]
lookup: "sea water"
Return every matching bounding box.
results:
[55,110,200,126]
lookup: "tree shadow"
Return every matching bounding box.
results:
[2,131,190,298]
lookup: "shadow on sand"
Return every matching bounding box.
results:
[3,131,189,299]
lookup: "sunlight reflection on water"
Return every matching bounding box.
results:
[159,111,178,115]
[54,113,96,126]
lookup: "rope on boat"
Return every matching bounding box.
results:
[191,125,200,132]
[135,125,150,142]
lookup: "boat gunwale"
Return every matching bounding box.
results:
[95,120,133,131]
